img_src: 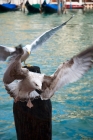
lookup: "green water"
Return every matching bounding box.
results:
[0,9,93,140]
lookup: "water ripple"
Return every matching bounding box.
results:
[0,10,93,139]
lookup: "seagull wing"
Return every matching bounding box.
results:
[30,15,74,51]
[0,45,15,61]
[41,45,93,99]
[3,44,28,84]
[0,16,73,62]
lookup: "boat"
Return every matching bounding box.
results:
[0,3,20,12]
[51,0,83,9]
[25,1,42,13]
[42,0,83,13]
[42,1,63,13]
[66,2,83,9]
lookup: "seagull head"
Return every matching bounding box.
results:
[32,79,42,91]
[29,73,44,92]
[25,44,31,55]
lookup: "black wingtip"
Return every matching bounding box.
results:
[15,44,24,55]
[10,44,24,57]
[77,45,93,58]
[15,44,23,50]
[65,15,74,25]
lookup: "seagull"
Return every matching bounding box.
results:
[0,15,74,64]
[3,44,93,108]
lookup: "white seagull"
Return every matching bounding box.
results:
[3,44,93,108]
[0,16,74,64]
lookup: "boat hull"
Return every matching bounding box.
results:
[66,4,83,9]
[42,2,83,14]
[0,3,19,12]
[25,1,41,13]
[42,3,62,13]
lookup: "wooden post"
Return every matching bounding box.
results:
[60,0,62,12]
[13,66,52,140]
[70,0,72,9]
[61,0,66,14]
[40,0,42,13]
[82,0,86,14]
[21,0,25,13]
[57,0,61,14]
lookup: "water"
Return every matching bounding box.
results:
[0,9,93,140]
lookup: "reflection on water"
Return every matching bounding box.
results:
[0,10,93,140]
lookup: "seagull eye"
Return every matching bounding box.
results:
[35,83,38,86]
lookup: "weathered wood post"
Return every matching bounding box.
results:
[21,0,25,13]
[40,0,42,13]
[82,0,86,14]
[13,66,52,140]
[57,0,61,14]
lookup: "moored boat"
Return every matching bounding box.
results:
[42,1,62,13]
[25,1,42,13]
[0,3,20,12]
[66,2,83,9]
[42,0,83,14]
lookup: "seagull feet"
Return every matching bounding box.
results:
[27,99,33,108]
[24,62,31,67]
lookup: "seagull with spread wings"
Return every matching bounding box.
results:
[3,44,93,108]
[0,16,74,64]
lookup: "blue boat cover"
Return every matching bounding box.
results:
[2,4,16,9]
[46,4,62,10]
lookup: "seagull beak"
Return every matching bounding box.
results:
[37,88,43,93]
[35,89,42,94]
[27,51,31,55]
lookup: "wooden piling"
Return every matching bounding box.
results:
[13,66,52,140]
[61,0,66,14]
[57,0,61,14]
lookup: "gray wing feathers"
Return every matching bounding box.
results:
[41,46,93,99]
[53,46,93,91]
[8,44,24,64]
[0,45,15,61]
[3,45,27,84]
[0,16,73,62]
[31,16,74,51]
